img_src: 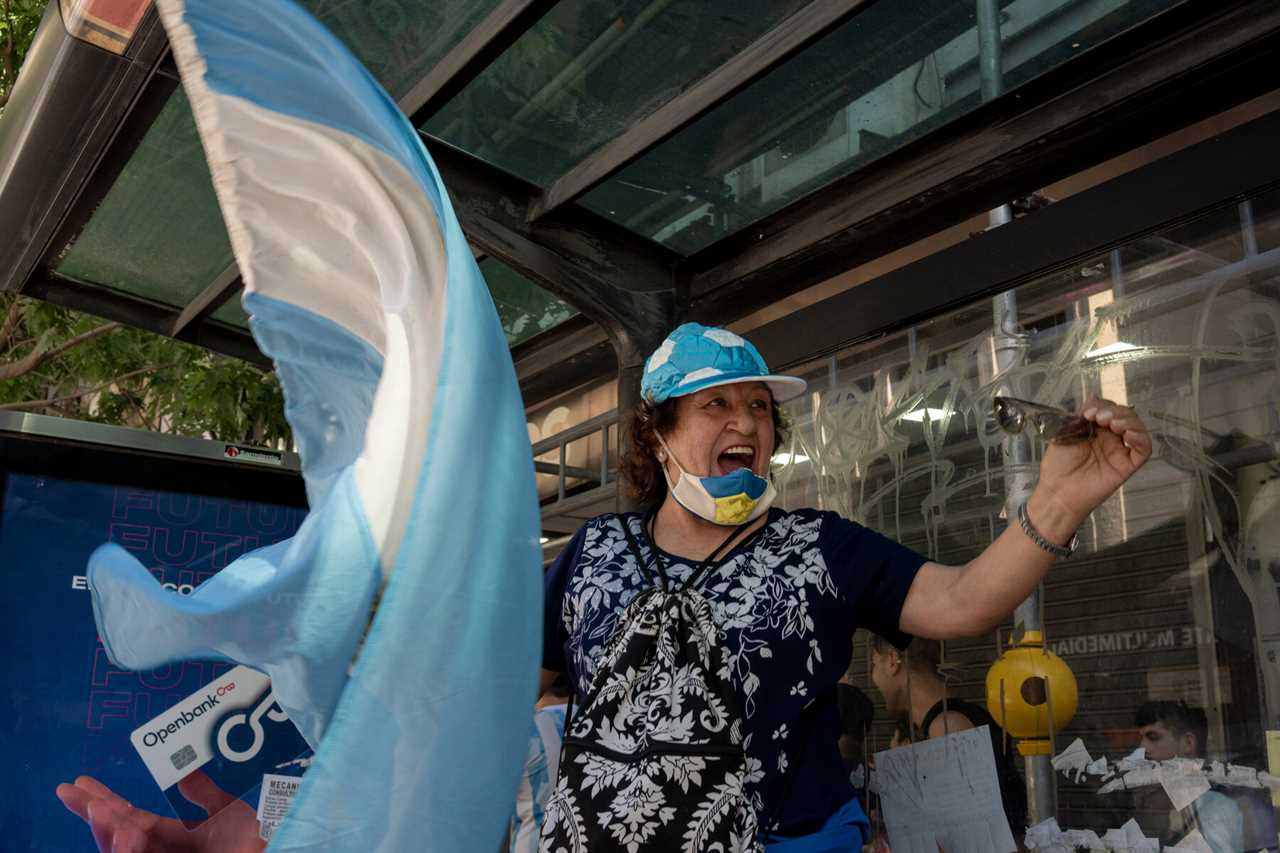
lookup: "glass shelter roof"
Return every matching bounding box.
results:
[4,0,1264,381]
[576,0,1177,252]
[58,92,232,312]
[423,0,812,187]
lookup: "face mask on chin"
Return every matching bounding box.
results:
[655,433,776,526]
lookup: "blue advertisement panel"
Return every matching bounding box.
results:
[0,471,305,851]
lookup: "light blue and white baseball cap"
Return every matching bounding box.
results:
[641,322,807,404]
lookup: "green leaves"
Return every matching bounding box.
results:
[0,1,287,446]
[0,0,48,113]
[0,293,290,446]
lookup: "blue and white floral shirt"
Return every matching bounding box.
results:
[543,507,926,834]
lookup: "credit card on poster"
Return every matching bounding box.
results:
[129,665,311,829]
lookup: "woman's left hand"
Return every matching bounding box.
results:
[1035,396,1153,523]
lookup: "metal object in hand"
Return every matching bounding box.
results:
[993,396,1094,444]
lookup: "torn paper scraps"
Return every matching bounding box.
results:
[1056,742,1280,796]
[1165,828,1214,853]
[1100,819,1159,853]
[1051,738,1093,783]
[1024,818,1104,852]
[1158,758,1211,810]
[1026,817,1160,852]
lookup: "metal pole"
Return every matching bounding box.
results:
[1109,248,1126,299]
[600,423,610,486]
[977,0,1014,233]
[978,0,1056,825]
[558,442,567,502]
[977,0,1004,102]
[992,295,1039,635]
[1241,199,1259,257]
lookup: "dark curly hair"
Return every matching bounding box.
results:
[620,394,790,505]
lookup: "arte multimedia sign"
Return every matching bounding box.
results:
[1050,626,1216,658]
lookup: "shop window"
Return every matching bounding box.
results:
[777,191,1280,849]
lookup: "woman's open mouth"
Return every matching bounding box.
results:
[715,445,756,476]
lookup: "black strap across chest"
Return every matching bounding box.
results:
[620,510,752,593]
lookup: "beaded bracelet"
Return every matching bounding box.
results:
[1017,500,1078,558]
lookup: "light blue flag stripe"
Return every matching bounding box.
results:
[86,0,542,850]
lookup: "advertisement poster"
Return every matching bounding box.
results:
[0,471,304,850]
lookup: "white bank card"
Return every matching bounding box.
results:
[129,665,309,828]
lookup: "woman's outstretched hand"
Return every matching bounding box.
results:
[901,396,1155,639]
[1034,396,1153,524]
[56,773,265,853]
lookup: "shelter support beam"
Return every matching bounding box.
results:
[402,0,561,126]
[424,140,684,511]
[513,317,616,410]
[170,264,242,336]
[424,139,681,301]
[24,272,269,367]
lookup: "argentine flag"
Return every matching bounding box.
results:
[85,0,542,849]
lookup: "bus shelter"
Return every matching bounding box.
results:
[3,0,1280,848]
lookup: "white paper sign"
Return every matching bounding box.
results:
[875,726,1016,853]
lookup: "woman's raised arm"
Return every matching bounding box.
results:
[899,398,1152,639]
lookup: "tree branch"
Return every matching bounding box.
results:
[0,321,121,382]
[0,297,20,348]
[126,388,157,431]
[0,364,164,411]
[3,335,36,358]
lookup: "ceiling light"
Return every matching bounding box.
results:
[1087,341,1141,358]
[772,452,810,465]
[902,408,951,423]
[539,536,550,545]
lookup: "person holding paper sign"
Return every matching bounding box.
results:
[868,636,1027,838]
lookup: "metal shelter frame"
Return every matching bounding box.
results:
[2,0,1279,416]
